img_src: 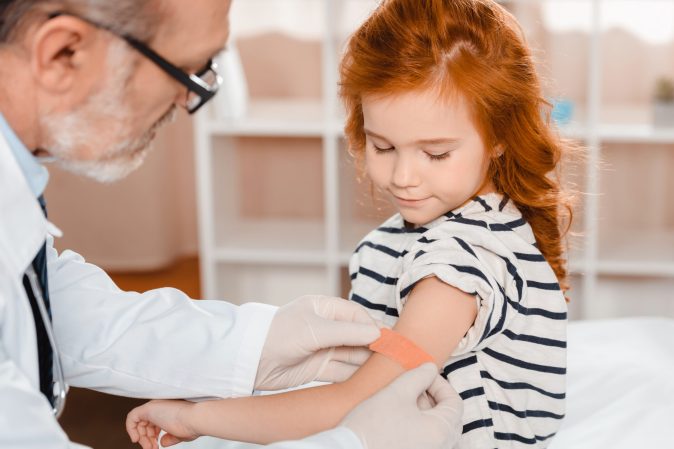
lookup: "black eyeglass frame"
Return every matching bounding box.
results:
[48,12,222,113]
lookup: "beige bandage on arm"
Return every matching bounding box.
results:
[368,328,435,370]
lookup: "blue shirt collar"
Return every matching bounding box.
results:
[0,112,49,197]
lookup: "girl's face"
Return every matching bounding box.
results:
[362,88,495,226]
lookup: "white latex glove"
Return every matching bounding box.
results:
[341,363,464,449]
[255,295,381,391]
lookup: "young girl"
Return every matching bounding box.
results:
[126,0,573,448]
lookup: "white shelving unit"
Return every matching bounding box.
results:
[195,0,674,318]
[194,0,379,305]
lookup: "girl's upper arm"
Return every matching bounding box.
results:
[344,276,478,395]
[393,276,478,368]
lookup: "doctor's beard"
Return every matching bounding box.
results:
[39,42,177,183]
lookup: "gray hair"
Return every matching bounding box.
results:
[0,0,164,44]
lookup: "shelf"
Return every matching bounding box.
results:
[212,219,393,266]
[559,123,589,141]
[214,219,326,254]
[592,104,673,141]
[215,263,329,306]
[568,231,674,277]
[597,124,674,143]
[596,259,674,277]
[554,105,674,143]
[598,230,674,277]
[205,99,341,137]
[562,125,674,144]
[582,276,674,320]
[213,248,328,265]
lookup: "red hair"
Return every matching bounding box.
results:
[340,0,577,293]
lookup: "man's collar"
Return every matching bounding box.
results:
[0,130,47,277]
[0,111,49,198]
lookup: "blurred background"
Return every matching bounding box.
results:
[51,1,674,447]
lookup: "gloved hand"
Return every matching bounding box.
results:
[341,363,464,449]
[255,295,381,391]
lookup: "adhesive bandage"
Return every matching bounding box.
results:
[368,328,435,370]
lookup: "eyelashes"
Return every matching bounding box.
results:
[427,152,450,161]
[373,145,395,153]
[372,145,451,161]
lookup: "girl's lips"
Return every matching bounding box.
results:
[393,195,429,207]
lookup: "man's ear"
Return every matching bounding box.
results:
[29,15,102,94]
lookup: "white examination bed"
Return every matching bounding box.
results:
[549,317,674,449]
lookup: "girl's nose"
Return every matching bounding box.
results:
[391,152,421,188]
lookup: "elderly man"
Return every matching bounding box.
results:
[0,1,463,448]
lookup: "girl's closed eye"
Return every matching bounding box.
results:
[426,151,451,161]
[373,144,395,153]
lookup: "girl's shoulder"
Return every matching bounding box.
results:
[424,193,537,249]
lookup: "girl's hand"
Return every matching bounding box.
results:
[126,399,199,449]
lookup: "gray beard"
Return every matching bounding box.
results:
[43,105,177,183]
[38,41,177,183]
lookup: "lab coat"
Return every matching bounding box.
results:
[0,132,363,449]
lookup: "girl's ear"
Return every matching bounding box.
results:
[494,144,505,158]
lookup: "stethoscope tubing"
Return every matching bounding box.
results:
[25,266,67,418]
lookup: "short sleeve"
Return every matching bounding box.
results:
[394,224,526,355]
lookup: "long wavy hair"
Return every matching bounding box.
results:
[340,0,577,293]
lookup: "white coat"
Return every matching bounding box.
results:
[0,131,362,449]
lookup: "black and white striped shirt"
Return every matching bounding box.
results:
[349,193,567,448]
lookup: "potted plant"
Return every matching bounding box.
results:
[653,77,674,127]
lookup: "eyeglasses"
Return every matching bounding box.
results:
[48,12,222,114]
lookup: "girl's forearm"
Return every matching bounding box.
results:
[184,356,403,444]
[187,382,359,444]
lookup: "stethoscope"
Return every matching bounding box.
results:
[25,266,68,418]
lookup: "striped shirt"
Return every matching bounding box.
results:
[348,193,567,449]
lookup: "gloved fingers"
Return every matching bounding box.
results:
[373,318,388,329]
[388,362,438,400]
[314,346,371,382]
[312,295,379,325]
[316,346,372,383]
[317,359,366,383]
[311,317,381,349]
[427,374,462,411]
[426,375,464,429]
[330,345,373,366]
[417,390,435,410]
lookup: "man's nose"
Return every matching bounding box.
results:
[174,87,190,111]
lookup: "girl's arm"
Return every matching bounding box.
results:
[127,276,477,446]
